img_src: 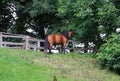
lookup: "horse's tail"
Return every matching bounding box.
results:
[44,36,49,53]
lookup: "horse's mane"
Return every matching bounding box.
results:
[62,31,69,39]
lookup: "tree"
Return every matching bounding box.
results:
[13,0,61,38]
[97,33,120,74]
[0,0,120,53]
[56,0,120,52]
[0,1,15,32]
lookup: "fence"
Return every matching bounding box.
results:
[0,32,74,52]
[0,32,45,50]
[0,32,95,53]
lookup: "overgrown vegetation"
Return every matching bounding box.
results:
[0,0,120,52]
[97,33,120,74]
[0,48,120,81]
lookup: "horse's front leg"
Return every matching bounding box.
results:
[59,45,63,54]
[62,43,67,54]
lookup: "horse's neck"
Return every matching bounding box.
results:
[62,33,69,39]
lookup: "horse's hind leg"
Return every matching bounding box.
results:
[49,43,53,54]
[62,47,65,54]
[48,48,51,54]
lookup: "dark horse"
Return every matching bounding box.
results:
[44,30,72,54]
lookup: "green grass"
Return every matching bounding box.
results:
[0,48,120,81]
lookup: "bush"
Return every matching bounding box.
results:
[97,33,120,74]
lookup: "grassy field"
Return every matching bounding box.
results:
[0,48,120,81]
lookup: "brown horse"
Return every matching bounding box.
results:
[44,30,72,54]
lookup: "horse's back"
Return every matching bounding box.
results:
[54,34,63,43]
[48,34,67,44]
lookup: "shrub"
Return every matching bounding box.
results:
[97,33,120,74]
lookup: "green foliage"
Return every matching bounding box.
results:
[97,33,120,74]
[97,1,118,34]
[1,0,120,52]
[73,0,94,18]
[56,0,120,51]
[57,0,73,18]
[29,0,55,17]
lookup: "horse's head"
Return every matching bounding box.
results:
[68,30,72,38]
[62,30,73,39]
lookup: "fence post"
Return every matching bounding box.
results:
[37,40,40,51]
[25,36,29,50]
[0,32,3,48]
